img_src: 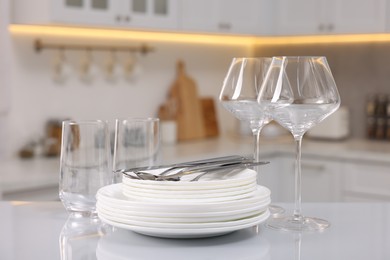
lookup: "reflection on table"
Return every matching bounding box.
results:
[0,202,389,260]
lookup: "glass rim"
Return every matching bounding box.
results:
[115,117,160,123]
[271,56,327,59]
[62,119,108,126]
[232,57,272,61]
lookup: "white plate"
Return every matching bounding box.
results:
[122,181,257,195]
[97,184,270,211]
[98,209,268,229]
[121,183,256,200]
[96,199,270,222]
[98,195,270,215]
[122,168,257,189]
[122,189,257,203]
[98,210,270,239]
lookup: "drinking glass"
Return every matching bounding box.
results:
[113,118,160,183]
[258,56,340,231]
[59,120,113,216]
[219,57,284,216]
[59,214,111,260]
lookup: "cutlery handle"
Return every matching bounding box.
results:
[117,155,250,173]
[156,161,269,180]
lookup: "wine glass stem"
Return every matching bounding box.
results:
[293,136,303,219]
[254,130,260,163]
[294,233,302,260]
[252,126,264,163]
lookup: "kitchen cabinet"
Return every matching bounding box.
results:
[342,160,390,201]
[264,155,342,202]
[259,153,342,202]
[175,0,273,35]
[13,0,179,30]
[274,0,386,35]
[1,185,59,201]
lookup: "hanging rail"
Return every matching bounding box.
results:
[34,39,155,55]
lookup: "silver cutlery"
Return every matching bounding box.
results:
[123,161,269,181]
[115,155,252,176]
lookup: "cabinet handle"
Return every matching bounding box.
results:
[124,15,131,22]
[218,22,231,30]
[318,24,325,31]
[327,24,334,31]
[301,163,325,172]
[289,163,325,172]
[116,15,122,22]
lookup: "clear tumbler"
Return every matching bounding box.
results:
[59,120,112,215]
[113,118,160,183]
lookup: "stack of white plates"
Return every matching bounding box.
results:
[96,168,271,238]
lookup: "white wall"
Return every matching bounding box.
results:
[4,32,252,157]
[0,0,11,159]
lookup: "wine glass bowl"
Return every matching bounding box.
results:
[259,56,340,232]
[220,57,272,134]
[219,57,285,217]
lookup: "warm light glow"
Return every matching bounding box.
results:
[10,201,32,206]
[9,24,390,46]
[254,34,390,45]
[9,24,257,46]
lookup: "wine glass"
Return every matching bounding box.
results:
[219,57,284,216]
[258,56,340,232]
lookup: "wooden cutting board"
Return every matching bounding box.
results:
[201,97,219,137]
[169,61,205,141]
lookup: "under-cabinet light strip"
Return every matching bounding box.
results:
[9,24,390,46]
[9,24,257,46]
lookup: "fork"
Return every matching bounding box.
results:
[118,155,252,179]
[124,161,269,181]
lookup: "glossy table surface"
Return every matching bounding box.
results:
[0,201,389,260]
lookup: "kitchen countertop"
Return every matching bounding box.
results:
[0,136,389,196]
[161,135,390,163]
[0,201,389,260]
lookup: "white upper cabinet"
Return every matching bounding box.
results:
[13,0,179,30]
[118,0,179,30]
[330,0,386,34]
[11,0,389,36]
[180,0,274,35]
[274,0,387,35]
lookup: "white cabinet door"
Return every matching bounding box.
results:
[216,0,265,34]
[180,0,218,33]
[180,0,271,35]
[265,155,341,202]
[257,154,286,203]
[342,160,390,201]
[274,0,386,35]
[119,0,179,30]
[14,0,178,30]
[52,0,119,26]
[300,157,341,202]
[274,0,323,35]
[330,0,386,34]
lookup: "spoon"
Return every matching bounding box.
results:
[124,161,269,181]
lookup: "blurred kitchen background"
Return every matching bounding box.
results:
[0,0,390,157]
[1,0,390,201]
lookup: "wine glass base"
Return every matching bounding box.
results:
[268,205,285,217]
[266,215,330,232]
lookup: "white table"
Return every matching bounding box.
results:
[0,201,389,260]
